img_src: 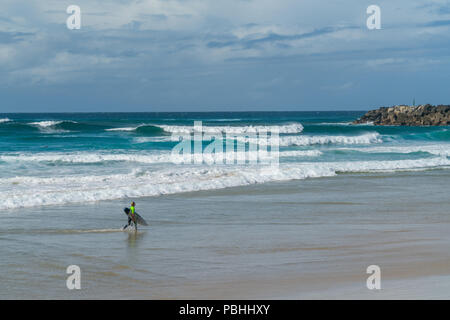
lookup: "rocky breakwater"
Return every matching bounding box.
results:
[354,104,450,126]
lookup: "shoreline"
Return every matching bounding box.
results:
[2,170,450,299]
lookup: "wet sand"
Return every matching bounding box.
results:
[1,170,450,299]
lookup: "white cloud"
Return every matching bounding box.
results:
[1,0,450,88]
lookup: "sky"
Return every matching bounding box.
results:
[0,0,449,112]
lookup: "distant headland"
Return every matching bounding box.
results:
[354,104,450,126]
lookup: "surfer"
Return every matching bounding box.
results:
[122,202,148,231]
[123,201,138,231]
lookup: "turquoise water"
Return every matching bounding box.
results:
[2,112,450,299]
[1,112,449,210]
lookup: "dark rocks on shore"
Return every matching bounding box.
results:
[353,104,450,126]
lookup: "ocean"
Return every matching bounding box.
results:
[1,112,450,299]
[1,112,449,210]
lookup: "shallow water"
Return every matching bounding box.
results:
[1,170,449,299]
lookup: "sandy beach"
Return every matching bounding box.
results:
[2,169,449,299]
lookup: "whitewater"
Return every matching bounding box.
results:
[1,112,449,210]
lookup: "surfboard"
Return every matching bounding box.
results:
[123,208,149,226]
[134,212,148,226]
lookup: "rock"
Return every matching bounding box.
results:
[353,104,450,126]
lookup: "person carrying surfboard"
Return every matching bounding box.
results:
[123,202,149,231]
[123,201,138,231]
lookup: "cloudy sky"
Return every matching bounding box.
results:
[1,0,449,112]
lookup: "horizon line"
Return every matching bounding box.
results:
[1,110,370,114]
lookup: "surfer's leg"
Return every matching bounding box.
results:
[123,217,132,230]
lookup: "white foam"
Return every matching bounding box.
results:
[236,132,383,146]
[109,123,304,134]
[282,133,382,146]
[158,123,304,134]
[327,157,450,173]
[337,144,450,157]
[1,157,449,210]
[28,120,77,133]
[106,127,141,132]
[133,137,171,143]
[278,150,323,157]
[0,152,174,164]
[0,149,322,165]
[57,229,125,234]
[29,121,64,128]
[163,132,383,147]
[131,129,381,149]
[0,118,11,123]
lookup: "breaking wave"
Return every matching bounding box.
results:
[278,133,383,146]
[336,144,450,157]
[0,149,322,165]
[1,157,449,210]
[156,123,304,134]
[232,132,384,146]
[28,121,108,132]
[108,123,304,135]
